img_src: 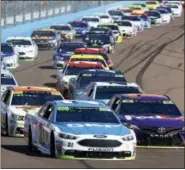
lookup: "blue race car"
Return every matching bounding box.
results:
[68,69,127,100]
[69,20,90,37]
[52,42,87,69]
[1,43,19,69]
[108,94,185,148]
[24,100,137,160]
[138,14,151,29]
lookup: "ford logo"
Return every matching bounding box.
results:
[94,135,107,138]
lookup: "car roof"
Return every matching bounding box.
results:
[79,69,121,75]
[67,61,103,67]
[11,86,58,92]
[120,94,170,101]
[54,100,107,108]
[6,37,32,40]
[82,16,100,18]
[70,54,104,59]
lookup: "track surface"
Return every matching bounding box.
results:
[1,13,184,168]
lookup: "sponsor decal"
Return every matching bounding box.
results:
[88,148,114,152]
[51,92,61,95]
[150,134,174,138]
[133,115,184,120]
[157,127,166,134]
[67,123,120,128]
[122,100,134,103]
[115,74,124,77]
[83,74,92,77]
[57,106,70,111]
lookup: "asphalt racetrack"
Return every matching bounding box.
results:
[1,13,184,168]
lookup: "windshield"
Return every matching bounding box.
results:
[31,31,55,37]
[11,91,63,106]
[82,18,99,22]
[58,43,86,52]
[146,2,157,5]
[115,21,132,26]
[98,25,119,31]
[159,10,168,14]
[70,22,88,28]
[78,74,126,88]
[65,66,102,75]
[95,86,141,100]
[120,101,182,116]
[84,34,111,45]
[71,58,106,67]
[108,11,123,16]
[51,25,71,31]
[56,106,119,123]
[6,39,32,45]
[1,44,14,53]
[1,76,16,85]
[146,11,161,18]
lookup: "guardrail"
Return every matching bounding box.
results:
[2,1,137,42]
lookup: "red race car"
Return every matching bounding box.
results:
[74,48,114,69]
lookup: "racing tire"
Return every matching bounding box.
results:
[50,132,56,158]
[28,127,34,151]
[5,114,9,136]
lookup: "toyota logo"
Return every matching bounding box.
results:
[157,127,166,134]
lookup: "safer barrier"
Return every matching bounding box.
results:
[2,1,137,42]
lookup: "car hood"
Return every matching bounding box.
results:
[55,122,131,135]
[62,75,77,83]
[9,105,41,116]
[121,114,184,128]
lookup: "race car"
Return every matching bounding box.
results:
[88,27,115,43]
[157,6,174,20]
[24,100,137,160]
[82,32,115,53]
[1,86,64,137]
[69,54,110,70]
[114,20,137,38]
[68,69,127,100]
[157,9,171,23]
[56,61,105,99]
[145,1,160,10]
[107,10,124,21]
[129,6,145,15]
[6,37,38,60]
[81,16,101,28]
[120,8,133,16]
[1,69,18,95]
[164,4,182,17]
[108,94,185,148]
[1,58,7,70]
[50,24,76,41]
[74,47,114,69]
[165,1,183,11]
[31,29,61,50]
[93,13,113,24]
[97,23,124,44]
[68,20,90,37]
[52,42,87,69]
[132,3,149,12]
[122,16,144,32]
[145,11,163,25]
[1,43,19,69]
[76,82,144,104]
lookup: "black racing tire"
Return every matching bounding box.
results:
[50,132,56,158]
[28,126,34,151]
[5,114,9,136]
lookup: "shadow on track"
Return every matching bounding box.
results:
[43,82,56,88]
[39,65,54,69]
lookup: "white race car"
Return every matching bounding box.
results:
[6,37,38,60]
[1,43,19,69]
[165,3,182,17]
[76,82,144,104]
[114,20,137,38]
[93,13,113,24]
[1,86,63,137]
[81,16,101,28]
[1,69,18,95]
[50,24,76,41]
[24,100,137,160]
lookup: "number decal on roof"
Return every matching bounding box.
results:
[57,107,70,111]
[122,100,134,103]
[163,101,173,104]
[14,91,23,95]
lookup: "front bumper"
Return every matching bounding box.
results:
[3,58,18,69]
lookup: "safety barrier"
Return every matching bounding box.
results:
[2,1,137,42]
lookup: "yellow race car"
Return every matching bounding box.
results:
[145,1,160,10]
[130,6,145,15]
[118,7,133,16]
[69,54,110,70]
[97,23,124,44]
